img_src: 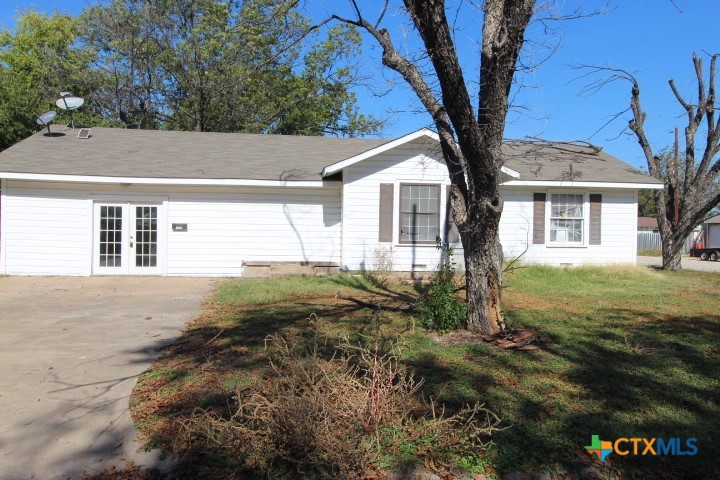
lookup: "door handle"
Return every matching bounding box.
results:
[130,236,134,248]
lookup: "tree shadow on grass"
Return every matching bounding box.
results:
[404,349,495,409]
[124,292,719,479]
[329,274,424,305]
[485,308,720,478]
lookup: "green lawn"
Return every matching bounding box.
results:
[636,249,662,256]
[131,267,720,479]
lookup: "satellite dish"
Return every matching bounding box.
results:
[56,92,85,129]
[55,96,84,110]
[36,110,57,135]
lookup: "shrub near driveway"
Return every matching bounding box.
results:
[131,268,720,479]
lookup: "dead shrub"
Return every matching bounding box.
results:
[176,317,501,478]
[366,246,395,288]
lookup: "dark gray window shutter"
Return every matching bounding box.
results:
[589,194,602,245]
[379,183,394,242]
[533,193,546,244]
[445,185,460,244]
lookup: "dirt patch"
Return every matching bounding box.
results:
[79,462,163,480]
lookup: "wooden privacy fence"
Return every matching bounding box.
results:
[637,231,696,254]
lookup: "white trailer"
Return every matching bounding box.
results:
[691,216,720,261]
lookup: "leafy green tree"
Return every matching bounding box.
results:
[0,3,379,143]
[638,189,657,217]
[247,23,378,136]
[0,11,97,150]
[79,1,163,129]
[78,0,381,136]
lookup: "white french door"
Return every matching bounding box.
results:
[93,203,163,275]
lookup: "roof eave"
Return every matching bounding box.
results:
[500,165,521,179]
[500,180,664,189]
[0,172,337,188]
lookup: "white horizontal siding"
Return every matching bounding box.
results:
[342,140,457,272]
[499,187,637,265]
[2,180,341,276]
[165,188,340,275]
[2,160,640,276]
[341,141,638,271]
[2,184,91,275]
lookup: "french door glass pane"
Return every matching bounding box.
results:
[135,206,158,267]
[99,206,122,267]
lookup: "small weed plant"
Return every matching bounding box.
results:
[420,238,467,332]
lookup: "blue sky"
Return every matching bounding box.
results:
[1,0,718,169]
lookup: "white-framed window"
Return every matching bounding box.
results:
[399,183,440,243]
[549,193,584,244]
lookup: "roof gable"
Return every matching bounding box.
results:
[322,128,520,180]
[323,131,661,187]
[322,130,660,186]
[322,128,438,176]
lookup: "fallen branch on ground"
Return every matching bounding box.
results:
[481,328,539,350]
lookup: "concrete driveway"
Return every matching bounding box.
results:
[637,255,720,272]
[0,276,215,480]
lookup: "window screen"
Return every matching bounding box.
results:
[550,193,584,243]
[400,184,440,243]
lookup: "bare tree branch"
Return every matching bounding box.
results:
[576,52,720,270]
[331,3,469,201]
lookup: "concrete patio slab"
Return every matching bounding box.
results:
[0,276,215,480]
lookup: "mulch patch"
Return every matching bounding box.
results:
[433,327,540,351]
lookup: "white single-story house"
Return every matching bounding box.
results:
[0,127,663,276]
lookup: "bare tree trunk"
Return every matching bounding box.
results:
[661,237,683,270]
[332,0,533,334]
[656,188,683,270]
[462,211,504,334]
[617,53,720,271]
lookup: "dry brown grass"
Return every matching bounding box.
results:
[172,318,500,479]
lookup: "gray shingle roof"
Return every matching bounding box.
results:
[0,127,388,181]
[0,126,661,185]
[501,142,662,184]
